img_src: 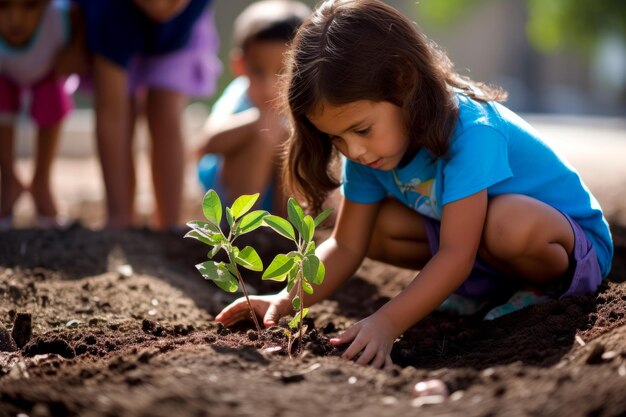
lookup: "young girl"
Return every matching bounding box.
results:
[74,0,221,229]
[216,0,613,368]
[0,0,79,228]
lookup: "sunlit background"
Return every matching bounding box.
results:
[213,0,626,115]
[11,0,626,228]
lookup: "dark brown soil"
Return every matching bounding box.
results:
[0,217,625,417]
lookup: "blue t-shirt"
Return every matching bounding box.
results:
[211,76,253,114]
[342,94,613,277]
[75,0,210,68]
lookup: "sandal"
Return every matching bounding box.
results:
[437,293,490,316]
[483,290,550,320]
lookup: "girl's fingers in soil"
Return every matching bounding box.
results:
[263,303,282,327]
[329,325,359,346]
[370,350,388,369]
[215,298,250,325]
[341,335,368,360]
[384,355,394,370]
[354,343,378,366]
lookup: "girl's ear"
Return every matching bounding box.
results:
[229,48,246,77]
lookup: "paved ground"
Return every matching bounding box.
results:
[10,110,626,228]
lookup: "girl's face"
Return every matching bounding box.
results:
[307,100,409,171]
[133,0,189,22]
[0,0,47,47]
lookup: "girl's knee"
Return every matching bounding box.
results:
[367,198,429,263]
[480,194,573,261]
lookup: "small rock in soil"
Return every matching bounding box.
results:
[0,324,18,352]
[12,312,32,348]
[414,379,449,398]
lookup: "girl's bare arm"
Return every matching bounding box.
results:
[299,197,381,306]
[373,189,488,338]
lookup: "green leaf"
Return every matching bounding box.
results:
[287,198,304,237]
[262,254,295,281]
[186,220,221,234]
[202,190,222,226]
[208,244,221,259]
[292,296,301,310]
[314,208,333,227]
[263,215,296,241]
[302,279,314,295]
[288,264,299,280]
[286,251,302,261]
[301,215,315,243]
[195,261,238,292]
[184,230,216,247]
[313,258,325,285]
[236,210,268,235]
[288,308,309,329]
[225,260,237,275]
[231,194,259,219]
[226,207,234,228]
[305,241,316,255]
[235,246,263,271]
[302,255,320,283]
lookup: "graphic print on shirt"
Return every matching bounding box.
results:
[392,170,438,219]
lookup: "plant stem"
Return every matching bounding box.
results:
[227,252,262,332]
[297,268,304,356]
[238,272,262,332]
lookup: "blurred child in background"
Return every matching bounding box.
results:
[74,0,221,230]
[195,0,310,216]
[0,0,82,229]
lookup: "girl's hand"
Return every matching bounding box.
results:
[215,293,292,328]
[329,313,396,369]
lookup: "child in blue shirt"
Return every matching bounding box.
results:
[194,0,310,215]
[74,0,221,229]
[216,0,613,368]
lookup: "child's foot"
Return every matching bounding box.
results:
[437,293,490,316]
[0,177,25,220]
[483,290,550,320]
[29,182,59,221]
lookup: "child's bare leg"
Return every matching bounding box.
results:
[366,198,431,270]
[30,123,62,218]
[479,194,574,284]
[0,124,25,218]
[93,55,134,228]
[145,88,187,230]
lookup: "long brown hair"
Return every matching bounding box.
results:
[282,0,506,212]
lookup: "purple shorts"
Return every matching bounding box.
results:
[421,212,603,300]
[0,73,72,127]
[128,10,222,98]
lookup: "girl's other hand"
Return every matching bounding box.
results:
[215,293,292,328]
[329,313,395,369]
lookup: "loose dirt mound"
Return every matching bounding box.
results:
[0,222,625,417]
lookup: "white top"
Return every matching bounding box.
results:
[0,0,69,86]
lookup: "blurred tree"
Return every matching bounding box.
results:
[417,0,626,54]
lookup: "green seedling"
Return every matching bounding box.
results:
[185,189,268,332]
[262,198,332,355]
